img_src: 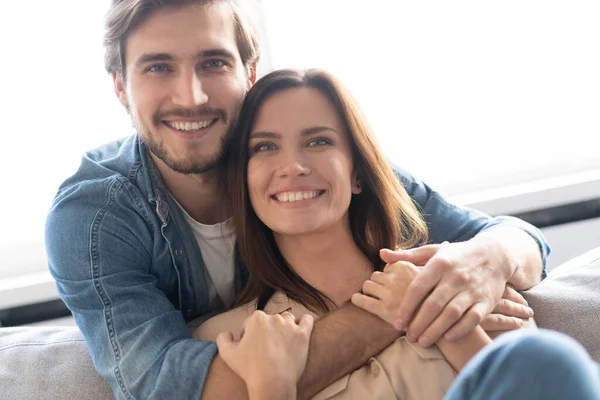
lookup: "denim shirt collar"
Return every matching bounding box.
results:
[133,135,248,316]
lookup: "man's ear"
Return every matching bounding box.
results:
[112,71,129,108]
[246,62,257,90]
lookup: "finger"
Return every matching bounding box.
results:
[298,314,314,333]
[492,298,534,319]
[351,293,388,324]
[417,292,473,347]
[362,279,387,300]
[406,283,457,342]
[367,271,388,285]
[502,285,528,306]
[280,311,296,322]
[383,261,418,274]
[480,313,525,332]
[216,332,235,353]
[395,269,442,331]
[443,302,490,341]
[380,244,441,266]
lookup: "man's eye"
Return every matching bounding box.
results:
[307,138,331,147]
[147,64,169,73]
[204,60,226,69]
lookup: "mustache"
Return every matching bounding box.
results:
[153,107,227,125]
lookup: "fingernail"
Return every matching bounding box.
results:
[527,307,534,317]
[444,333,457,342]
[419,336,432,347]
[394,319,406,331]
[407,333,417,342]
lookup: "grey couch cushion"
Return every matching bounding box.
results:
[0,326,112,400]
[523,246,600,363]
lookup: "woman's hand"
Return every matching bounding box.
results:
[351,260,420,331]
[216,310,314,400]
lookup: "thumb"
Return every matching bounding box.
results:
[216,332,236,361]
[380,244,442,266]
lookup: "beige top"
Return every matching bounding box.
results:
[193,292,457,400]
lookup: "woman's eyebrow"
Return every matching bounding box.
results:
[250,126,336,139]
[301,126,337,136]
[250,131,280,139]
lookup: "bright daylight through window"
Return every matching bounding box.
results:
[1,1,598,285]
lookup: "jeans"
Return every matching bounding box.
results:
[445,329,600,400]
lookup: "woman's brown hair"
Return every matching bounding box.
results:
[222,69,428,313]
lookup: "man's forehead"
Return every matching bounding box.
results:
[125,3,239,62]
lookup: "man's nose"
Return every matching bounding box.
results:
[172,70,209,107]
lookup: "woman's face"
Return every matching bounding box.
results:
[247,87,361,236]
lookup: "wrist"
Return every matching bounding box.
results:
[247,377,297,400]
[474,228,516,282]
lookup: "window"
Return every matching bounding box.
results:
[1,1,128,279]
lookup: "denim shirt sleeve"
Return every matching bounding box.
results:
[46,177,216,400]
[393,165,551,277]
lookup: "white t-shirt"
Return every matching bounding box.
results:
[173,199,236,310]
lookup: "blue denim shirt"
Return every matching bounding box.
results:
[46,135,549,400]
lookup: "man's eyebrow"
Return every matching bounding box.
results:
[133,48,236,68]
[134,53,174,68]
[198,48,236,60]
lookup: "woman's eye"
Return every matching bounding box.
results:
[307,138,331,147]
[253,142,277,153]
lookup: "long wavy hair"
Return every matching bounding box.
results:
[221,69,428,313]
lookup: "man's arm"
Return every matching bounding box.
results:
[392,164,551,275]
[202,304,397,400]
[386,164,548,344]
[470,226,544,290]
[47,180,216,400]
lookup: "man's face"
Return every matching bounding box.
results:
[114,3,255,174]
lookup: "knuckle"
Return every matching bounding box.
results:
[426,299,445,314]
[435,257,453,270]
[445,304,463,320]
[450,270,469,285]
[467,308,485,324]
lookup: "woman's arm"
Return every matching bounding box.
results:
[352,260,491,371]
[214,311,314,400]
[436,326,492,371]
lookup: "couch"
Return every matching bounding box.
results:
[1,247,599,399]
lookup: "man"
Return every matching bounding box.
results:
[45,1,549,399]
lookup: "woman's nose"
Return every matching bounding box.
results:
[276,151,311,177]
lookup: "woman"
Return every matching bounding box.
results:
[193,69,600,399]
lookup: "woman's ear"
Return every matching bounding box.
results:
[351,174,363,194]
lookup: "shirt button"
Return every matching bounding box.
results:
[175,249,183,256]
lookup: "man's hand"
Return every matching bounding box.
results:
[480,285,534,332]
[380,240,514,346]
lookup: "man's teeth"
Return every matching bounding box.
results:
[168,120,215,131]
[275,191,321,202]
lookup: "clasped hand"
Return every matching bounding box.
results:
[352,241,534,347]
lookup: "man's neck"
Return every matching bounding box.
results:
[275,220,373,306]
[151,154,228,225]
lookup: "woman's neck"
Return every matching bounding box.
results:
[274,220,373,307]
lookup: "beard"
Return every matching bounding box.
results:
[132,106,231,175]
